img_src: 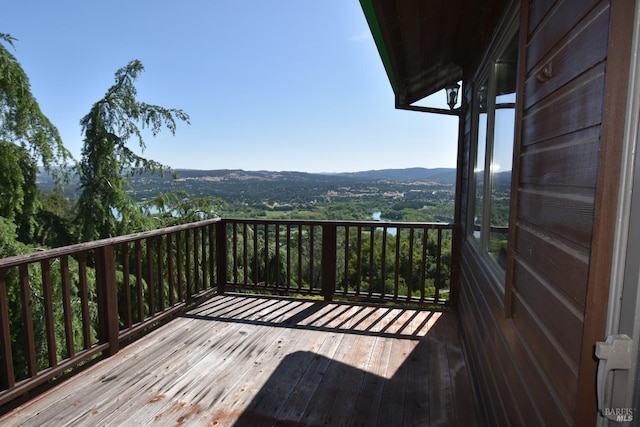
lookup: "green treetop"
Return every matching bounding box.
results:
[76,59,190,241]
[0,33,72,179]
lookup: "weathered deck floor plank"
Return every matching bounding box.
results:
[0,294,479,426]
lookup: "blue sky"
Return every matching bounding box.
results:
[3,1,459,173]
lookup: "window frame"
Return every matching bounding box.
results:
[467,9,521,289]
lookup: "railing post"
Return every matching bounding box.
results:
[449,225,461,308]
[0,269,15,390]
[321,223,337,302]
[216,220,228,295]
[95,245,119,356]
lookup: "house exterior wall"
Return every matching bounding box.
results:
[457,0,634,424]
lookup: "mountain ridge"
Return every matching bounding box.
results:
[168,167,457,185]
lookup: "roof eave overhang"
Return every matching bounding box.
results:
[360,0,400,94]
[360,0,510,108]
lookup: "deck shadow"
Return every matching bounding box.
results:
[182,294,442,341]
[228,311,478,426]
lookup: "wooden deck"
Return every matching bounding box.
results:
[0,295,479,426]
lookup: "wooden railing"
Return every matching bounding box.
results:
[0,218,458,406]
[0,219,220,407]
[222,219,458,305]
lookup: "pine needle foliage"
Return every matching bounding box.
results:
[0,33,72,182]
[77,60,189,241]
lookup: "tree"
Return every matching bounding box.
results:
[0,140,39,242]
[0,33,72,181]
[35,191,77,248]
[143,190,223,226]
[76,60,189,241]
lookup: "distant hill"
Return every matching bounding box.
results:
[38,167,457,186]
[169,167,457,184]
[172,169,338,183]
[332,167,456,184]
[37,167,458,206]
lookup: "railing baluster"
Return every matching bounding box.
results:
[216,221,228,294]
[41,259,57,368]
[450,226,460,306]
[19,264,37,376]
[176,232,183,302]
[167,234,175,306]
[407,228,415,301]
[253,223,259,285]
[232,222,238,284]
[421,228,428,302]
[146,238,155,316]
[381,227,387,299]
[275,224,281,288]
[77,252,91,349]
[135,240,144,322]
[321,223,337,301]
[121,243,132,329]
[60,255,75,358]
[264,224,269,286]
[435,228,443,302]
[243,223,248,285]
[286,224,292,289]
[0,268,15,389]
[356,226,362,296]
[201,225,208,289]
[309,225,315,289]
[368,228,374,298]
[343,226,350,295]
[297,225,303,290]
[185,229,192,297]
[193,227,200,293]
[157,236,165,311]
[394,229,401,299]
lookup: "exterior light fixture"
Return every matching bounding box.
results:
[445,83,460,110]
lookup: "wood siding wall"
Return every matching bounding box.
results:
[458,0,630,424]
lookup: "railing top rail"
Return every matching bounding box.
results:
[222,218,460,229]
[0,218,221,269]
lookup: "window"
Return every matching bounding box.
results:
[470,24,519,276]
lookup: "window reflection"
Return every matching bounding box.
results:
[488,36,517,269]
[473,84,488,240]
[488,105,514,267]
[469,30,518,274]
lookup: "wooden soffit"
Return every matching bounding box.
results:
[360,0,510,107]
